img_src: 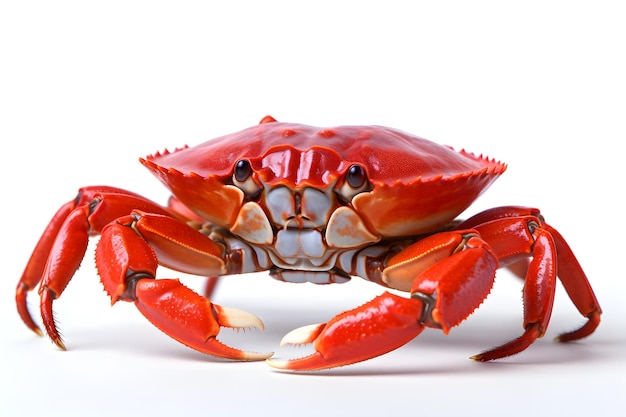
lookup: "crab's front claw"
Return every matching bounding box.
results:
[134,278,272,361]
[96,214,272,361]
[267,292,424,370]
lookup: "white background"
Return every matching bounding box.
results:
[1,1,624,416]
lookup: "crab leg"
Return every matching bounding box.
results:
[470,223,557,360]
[17,186,172,338]
[542,223,601,342]
[96,213,271,360]
[458,206,601,359]
[268,292,425,370]
[268,231,498,370]
[18,187,270,360]
[17,200,75,335]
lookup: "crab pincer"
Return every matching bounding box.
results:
[132,279,271,360]
[96,211,273,361]
[267,292,425,370]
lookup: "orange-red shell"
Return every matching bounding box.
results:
[141,118,506,236]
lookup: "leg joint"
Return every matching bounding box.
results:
[410,291,441,329]
[118,269,154,302]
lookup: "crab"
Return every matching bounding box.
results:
[16,116,601,370]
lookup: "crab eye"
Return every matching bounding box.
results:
[346,164,366,189]
[336,164,370,203]
[232,159,262,198]
[234,159,252,182]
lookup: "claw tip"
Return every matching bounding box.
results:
[266,358,292,370]
[215,305,265,331]
[241,351,274,361]
[279,323,325,347]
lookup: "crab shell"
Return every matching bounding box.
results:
[140,117,506,239]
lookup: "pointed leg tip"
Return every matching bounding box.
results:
[21,318,44,337]
[52,338,67,351]
[17,299,44,337]
[553,332,581,343]
[470,348,503,362]
[470,350,507,362]
[554,311,601,343]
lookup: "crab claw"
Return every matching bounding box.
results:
[135,278,272,361]
[267,292,424,370]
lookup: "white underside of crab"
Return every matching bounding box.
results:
[228,184,381,283]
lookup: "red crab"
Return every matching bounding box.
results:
[16,116,601,370]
